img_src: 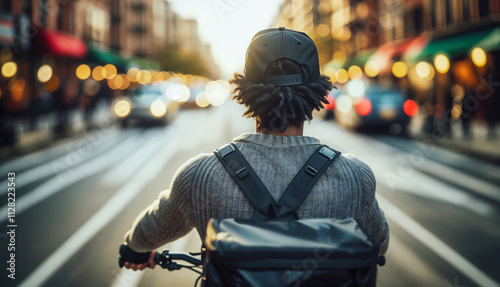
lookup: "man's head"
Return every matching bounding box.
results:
[231,27,333,133]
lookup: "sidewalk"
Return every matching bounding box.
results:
[0,101,113,161]
[409,113,500,166]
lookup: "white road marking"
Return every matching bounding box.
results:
[99,130,172,187]
[370,139,500,203]
[110,234,193,287]
[0,127,118,175]
[0,129,126,194]
[377,194,500,287]
[0,133,145,223]
[311,120,498,217]
[18,127,182,287]
[371,163,495,217]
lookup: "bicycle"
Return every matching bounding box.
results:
[119,246,203,286]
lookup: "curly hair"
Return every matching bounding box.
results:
[230,58,333,133]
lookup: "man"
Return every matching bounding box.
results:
[121,27,389,271]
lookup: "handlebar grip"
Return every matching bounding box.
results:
[118,244,152,268]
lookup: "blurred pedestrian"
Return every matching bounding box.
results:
[119,28,389,275]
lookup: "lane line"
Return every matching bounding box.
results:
[0,133,144,223]
[18,128,181,287]
[377,194,500,287]
[370,139,500,203]
[110,234,193,287]
[0,129,128,194]
[0,127,119,175]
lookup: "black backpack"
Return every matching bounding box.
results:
[202,143,384,287]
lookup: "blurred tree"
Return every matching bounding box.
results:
[154,45,209,77]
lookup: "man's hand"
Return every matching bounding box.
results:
[123,250,156,271]
[119,244,156,270]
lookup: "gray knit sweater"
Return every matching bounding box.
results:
[125,133,389,255]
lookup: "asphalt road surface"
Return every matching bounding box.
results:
[1,102,499,287]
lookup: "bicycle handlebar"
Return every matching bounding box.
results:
[118,248,202,270]
[155,250,202,270]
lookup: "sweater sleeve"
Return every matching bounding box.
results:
[349,155,390,256]
[123,155,205,252]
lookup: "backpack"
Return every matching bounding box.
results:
[202,143,384,287]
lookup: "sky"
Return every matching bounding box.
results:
[168,0,284,80]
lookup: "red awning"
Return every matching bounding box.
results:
[370,34,428,72]
[34,28,87,59]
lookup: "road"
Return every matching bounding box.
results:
[1,102,499,287]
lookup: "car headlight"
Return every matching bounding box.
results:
[114,100,131,118]
[150,100,167,117]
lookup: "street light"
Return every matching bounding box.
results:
[471,47,487,67]
[392,61,408,78]
[1,62,17,78]
[37,65,53,83]
[364,61,379,78]
[434,54,450,74]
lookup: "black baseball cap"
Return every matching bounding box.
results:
[244,27,321,87]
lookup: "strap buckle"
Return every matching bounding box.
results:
[305,166,318,176]
[319,147,336,160]
[217,144,235,158]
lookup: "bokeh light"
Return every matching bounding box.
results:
[137,70,152,85]
[103,64,117,80]
[323,68,336,82]
[114,100,131,117]
[348,65,363,80]
[403,99,419,116]
[471,47,487,67]
[1,62,17,78]
[392,61,408,78]
[10,79,26,101]
[434,54,450,74]
[335,69,349,84]
[92,66,105,81]
[364,61,380,78]
[127,68,140,82]
[37,65,53,83]
[355,98,372,116]
[195,91,210,108]
[76,64,91,80]
[44,75,60,92]
[150,100,167,117]
[165,83,190,103]
[451,105,462,119]
[416,61,435,80]
[316,24,330,37]
[206,81,229,106]
[346,79,365,98]
[336,95,352,113]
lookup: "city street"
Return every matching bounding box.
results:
[1,103,499,287]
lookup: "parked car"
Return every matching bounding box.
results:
[112,84,179,127]
[333,80,418,134]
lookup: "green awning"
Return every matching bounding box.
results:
[415,26,498,60]
[350,49,376,66]
[86,45,128,68]
[127,57,161,70]
[475,27,500,52]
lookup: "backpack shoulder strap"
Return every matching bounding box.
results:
[214,143,277,221]
[277,145,341,219]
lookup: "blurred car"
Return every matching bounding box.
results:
[333,80,418,134]
[112,84,179,127]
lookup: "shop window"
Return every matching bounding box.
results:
[1,1,12,12]
[39,0,48,27]
[446,0,454,25]
[478,1,490,18]
[462,0,470,22]
[430,0,437,29]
